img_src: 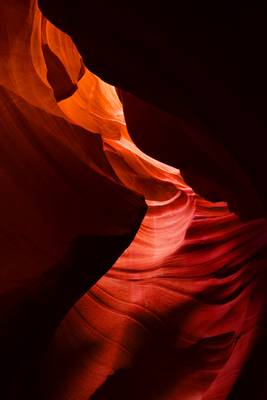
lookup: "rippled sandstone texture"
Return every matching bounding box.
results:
[0,1,267,399]
[40,1,267,221]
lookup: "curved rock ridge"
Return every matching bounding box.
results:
[0,1,266,399]
[0,2,146,398]
[39,0,267,221]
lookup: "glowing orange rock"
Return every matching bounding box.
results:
[0,1,266,400]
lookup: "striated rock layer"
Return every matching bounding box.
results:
[0,1,266,399]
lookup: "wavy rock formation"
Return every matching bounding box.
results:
[39,0,267,221]
[0,2,146,398]
[0,1,266,399]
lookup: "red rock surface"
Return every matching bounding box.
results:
[0,2,266,399]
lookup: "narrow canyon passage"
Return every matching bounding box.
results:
[0,2,266,399]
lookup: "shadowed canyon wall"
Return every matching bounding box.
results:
[0,1,266,399]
